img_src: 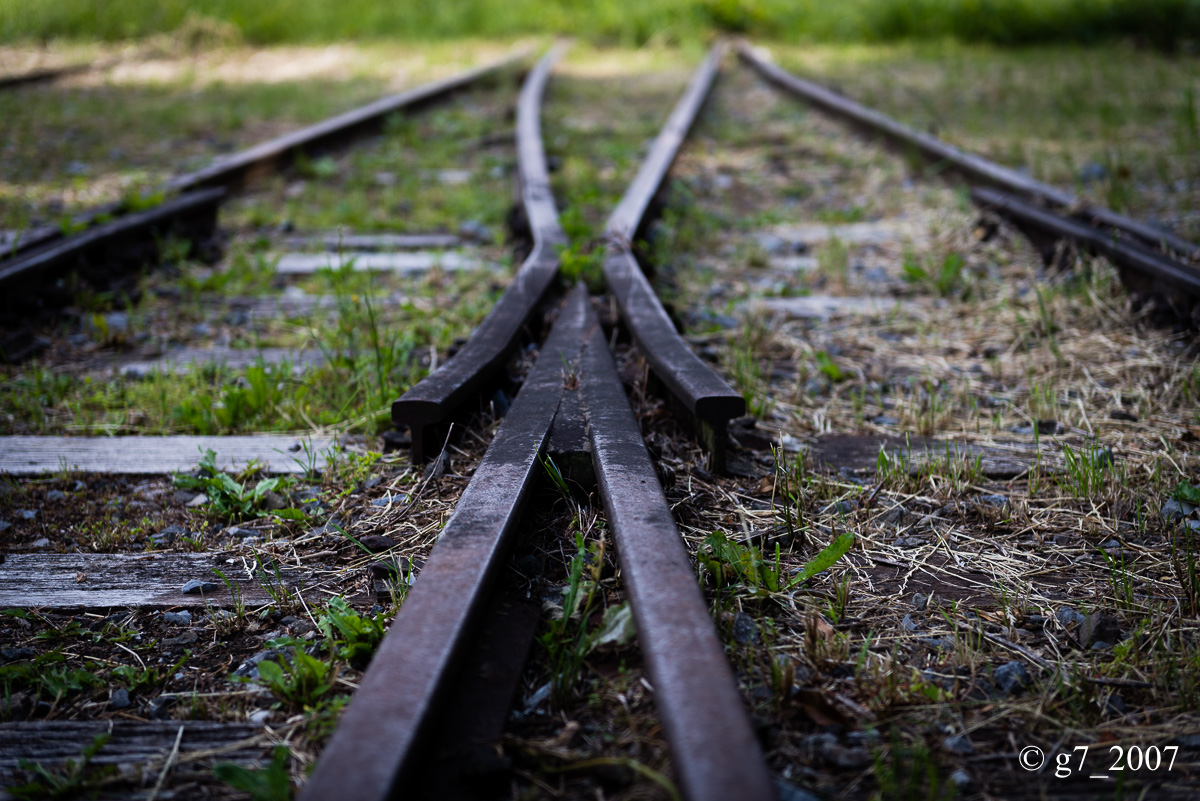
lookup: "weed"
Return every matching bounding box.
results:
[539,531,615,708]
[172,449,302,521]
[1171,523,1200,616]
[813,350,843,383]
[253,555,300,614]
[316,597,390,669]
[9,733,114,800]
[871,728,957,801]
[254,649,335,709]
[902,249,967,297]
[1059,441,1113,498]
[214,745,293,801]
[210,568,248,632]
[817,235,849,286]
[772,448,809,547]
[0,652,103,708]
[540,454,573,506]
[698,530,854,597]
[111,652,189,694]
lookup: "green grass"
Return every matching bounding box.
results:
[2,0,1197,48]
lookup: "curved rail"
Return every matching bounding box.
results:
[392,44,569,461]
[603,42,745,470]
[301,286,591,801]
[305,46,775,801]
[736,41,1199,265]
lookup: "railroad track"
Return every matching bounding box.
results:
[3,38,1200,801]
[735,42,1200,326]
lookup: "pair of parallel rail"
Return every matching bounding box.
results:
[5,39,1200,801]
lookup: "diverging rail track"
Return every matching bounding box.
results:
[305,43,775,801]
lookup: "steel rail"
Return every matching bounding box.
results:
[0,62,90,90]
[392,44,569,462]
[973,186,1200,315]
[2,49,531,265]
[0,188,224,294]
[735,42,1200,264]
[603,43,745,470]
[300,284,591,801]
[578,301,776,801]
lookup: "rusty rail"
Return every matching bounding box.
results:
[736,41,1199,265]
[391,44,568,462]
[306,45,774,801]
[1,49,531,268]
[603,42,745,471]
[973,186,1200,321]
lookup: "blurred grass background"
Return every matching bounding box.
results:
[1,0,1198,50]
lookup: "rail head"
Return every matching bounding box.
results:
[599,43,745,467]
[0,49,533,266]
[168,48,534,195]
[605,42,726,243]
[972,186,1200,299]
[517,42,569,248]
[303,286,592,801]
[577,300,774,801]
[735,40,1199,264]
[0,188,225,292]
[391,46,567,458]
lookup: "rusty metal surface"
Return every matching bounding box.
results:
[168,49,532,194]
[736,41,1199,264]
[606,43,724,242]
[577,301,775,801]
[300,286,591,801]
[392,46,567,458]
[972,186,1200,311]
[0,188,224,294]
[601,43,743,458]
[2,50,529,264]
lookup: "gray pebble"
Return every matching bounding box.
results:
[44,490,66,502]
[181,579,218,595]
[820,499,858,516]
[20,510,36,520]
[1161,499,1197,521]
[943,735,974,755]
[1079,161,1108,183]
[901,614,918,632]
[148,695,175,720]
[233,649,286,678]
[110,687,131,709]
[248,709,272,725]
[773,779,822,801]
[0,521,10,534]
[732,611,759,644]
[458,220,491,242]
[974,493,1010,510]
[912,592,929,610]
[993,661,1031,694]
[2,647,35,662]
[1056,607,1085,627]
[29,537,51,549]
[163,611,192,625]
[1078,611,1122,649]
[949,769,972,789]
[186,494,209,507]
